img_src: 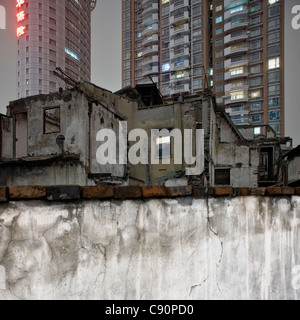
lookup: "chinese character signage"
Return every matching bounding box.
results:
[16,0,26,37]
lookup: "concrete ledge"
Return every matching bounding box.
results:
[0,186,299,202]
[46,186,81,201]
[166,186,192,197]
[213,187,234,196]
[266,187,295,196]
[141,186,168,198]
[193,187,214,198]
[234,188,251,197]
[81,186,114,199]
[9,186,46,200]
[249,188,266,196]
[114,186,142,200]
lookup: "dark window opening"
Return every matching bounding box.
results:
[44,107,60,134]
[215,169,231,186]
[259,147,274,179]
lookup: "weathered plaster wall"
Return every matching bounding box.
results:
[1,163,95,186]
[289,156,300,185]
[0,196,299,300]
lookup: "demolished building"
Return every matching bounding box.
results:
[0,82,294,187]
[0,84,135,186]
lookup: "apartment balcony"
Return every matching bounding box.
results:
[171,57,190,72]
[224,45,249,57]
[142,24,159,37]
[170,82,190,95]
[170,0,189,12]
[224,8,248,20]
[142,65,159,77]
[170,11,189,26]
[142,3,159,15]
[227,106,249,115]
[170,23,189,37]
[142,34,159,47]
[224,0,232,8]
[142,55,159,67]
[170,71,190,82]
[141,75,159,84]
[224,21,249,33]
[143,13,159,26]
[170,35,189,48]
[224,71,249,81]
[142,0,154,6]
[224,33,249,45]
[143,45,159,57]
[224,96,249,105]
[224,58,249,69]
[170,46,189,60]
[224,83,249,94]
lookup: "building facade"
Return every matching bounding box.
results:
[211,0,284,136]
[122,0,284,136]
[16,0,95,99]
[122,0,212,97]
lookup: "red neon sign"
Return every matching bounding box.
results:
[16,0,26,37]
[16,0,25,8]
[17,11,25,22]
[17,26,26,37]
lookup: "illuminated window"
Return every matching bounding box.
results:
[162,62,170,72]
[216,5,223,12]
[65,48,79,61]
[268,57,280,69]
[230,67,243,76]
[156,136,171,159]
[251,90,261,98]
[216,16,222,23]
[254,127,262,135]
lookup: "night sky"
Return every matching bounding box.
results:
[0,0,299,146]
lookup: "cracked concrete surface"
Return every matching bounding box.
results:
[0,196,299,300]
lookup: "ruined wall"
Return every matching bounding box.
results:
[0,195,299,300]
[289,155,300,185]
[0,116,13,159]
[1,163,93,186]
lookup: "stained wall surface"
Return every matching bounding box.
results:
[0,196,299,300]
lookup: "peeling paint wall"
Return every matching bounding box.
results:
[0,196,299,300]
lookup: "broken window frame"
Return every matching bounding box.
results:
[44,107,61,134]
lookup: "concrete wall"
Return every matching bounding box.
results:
[0,116,13,159]
[1,163,92,186]
[0,195,299,300]
[289,155,300,185]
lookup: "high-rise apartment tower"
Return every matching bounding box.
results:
[16,0,96,98]
[122,0,212,97]
[211,0,284,136]
[122,0,284,136]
